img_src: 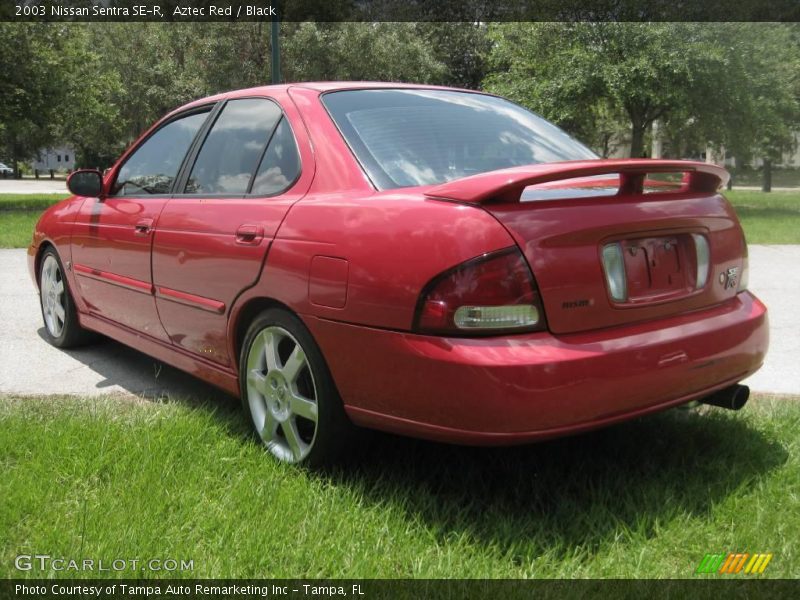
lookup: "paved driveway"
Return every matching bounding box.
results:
[0,178,68,195]
[0,249,230,402]
[0,246,797,399]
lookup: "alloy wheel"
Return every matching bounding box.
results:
[41,254,66,338]
[245,325,319,463]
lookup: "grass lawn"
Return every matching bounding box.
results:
[0,194,67,249]
[1,393,797,578]
[1,191,799,248]
[725,190,800,245]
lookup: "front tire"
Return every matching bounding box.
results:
[39,248,94,348]
[239,308,355,467]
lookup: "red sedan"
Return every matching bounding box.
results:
[29,82,768,465]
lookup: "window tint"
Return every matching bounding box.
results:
[185,98,281,195]
[322,89,597,190]
[113,110,209,196]
[251,118,300,196]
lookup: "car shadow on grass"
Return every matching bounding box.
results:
[323,406,788,559]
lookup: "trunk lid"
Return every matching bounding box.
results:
[425,160,747,334]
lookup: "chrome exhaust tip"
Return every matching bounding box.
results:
[700,384,750,411]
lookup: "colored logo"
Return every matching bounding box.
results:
[696,552,773,575]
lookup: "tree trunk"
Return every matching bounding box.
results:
[629,123,646,158]
[762,159,772,193]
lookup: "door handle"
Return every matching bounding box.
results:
[134,218,154,236]
[235,224,264,245]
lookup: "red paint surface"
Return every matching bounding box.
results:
[28,82,769,445]
[309,256,349,309]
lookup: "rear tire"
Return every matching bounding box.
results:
[39,247,95,348]
[239,308,356,467]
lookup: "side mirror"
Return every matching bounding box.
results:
[67,169,104,197]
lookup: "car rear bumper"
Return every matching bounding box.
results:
[305,292,768,444]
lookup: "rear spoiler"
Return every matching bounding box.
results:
[424,159,729,204]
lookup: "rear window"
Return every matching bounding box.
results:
[322,89,597,190]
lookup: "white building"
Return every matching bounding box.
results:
[31,146,76,172]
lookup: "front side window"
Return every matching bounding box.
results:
[185,98,282,195]
[113,110,209,196]
[322,89,597,190]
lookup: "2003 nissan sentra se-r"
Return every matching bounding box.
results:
[29,82,768,465]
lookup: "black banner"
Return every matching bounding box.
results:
[2,0,800,22]
[2,579,800,600]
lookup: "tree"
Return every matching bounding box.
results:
[0,23,70,175]
[484,23,631,154]
[88,24,208,145]
[77,21,447,163]
[419,22,492,90]
[484,23,800,161]
[699,24,800,189]
[281,22,446,83]
[55,25,126,169]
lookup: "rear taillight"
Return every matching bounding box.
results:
[601,243,627,302]
[691,233,710,290]
[414,248,546,335]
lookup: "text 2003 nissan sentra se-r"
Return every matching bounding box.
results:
[29,82,768,466]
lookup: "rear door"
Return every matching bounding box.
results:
[152,95,308,366]
[71,107,212,340]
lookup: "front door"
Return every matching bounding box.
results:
[152,97,307,366]
[71,108,212,341]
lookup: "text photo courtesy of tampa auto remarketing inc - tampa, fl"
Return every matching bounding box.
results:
[1,0,799,597]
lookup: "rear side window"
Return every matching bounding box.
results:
[185,98,281,195]
[251,118,301,196]
[113,110,209,196]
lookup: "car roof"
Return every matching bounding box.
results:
[174,81,478,114]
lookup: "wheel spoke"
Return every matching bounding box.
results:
[282,419,305,460]
[54,303,66,322]
[54,280,64,295]
[290,392,318,422]
[261,410,279,441]
[248,369,268,396]
[262,330,280,371]
[281,345,306,384]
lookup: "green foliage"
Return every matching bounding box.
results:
[281,22,447,83]
[0,24,70,172]
[0,24,124,171]
[91,21,467,159]
[485,23,800,160]
[3,22,797,169]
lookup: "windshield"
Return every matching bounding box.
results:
[322,89,597,190]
